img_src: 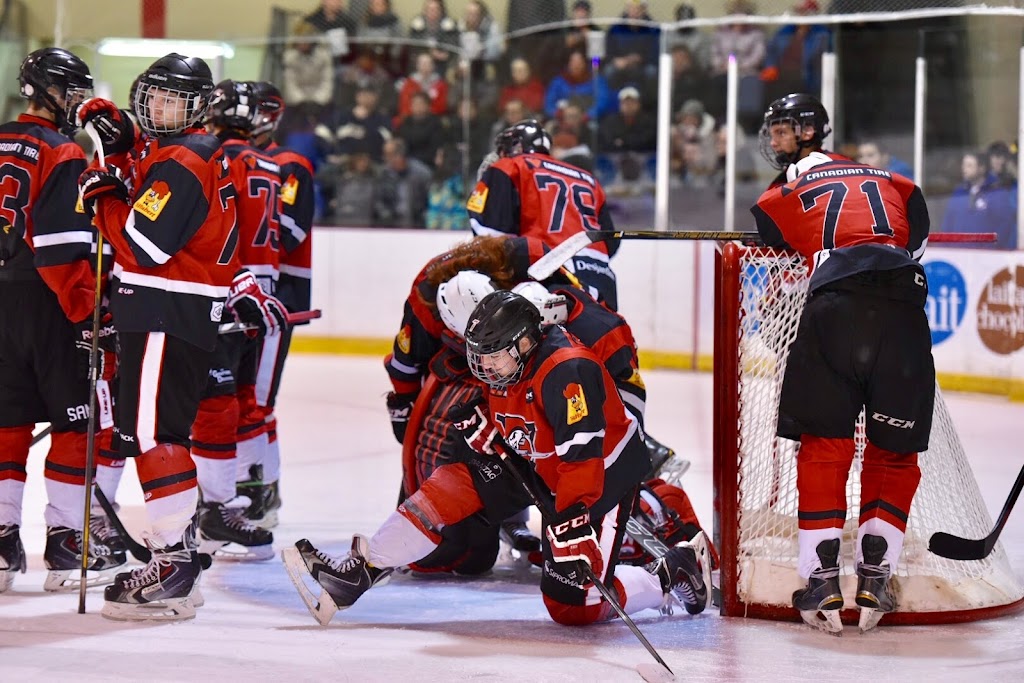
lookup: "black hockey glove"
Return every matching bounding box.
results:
[546,501,603,579]
[73,309,117,380]
[226,270,288,338]
[448,399,498,456]
[72,98,137,155]
[78,165,129,219]
[386,391,418,445]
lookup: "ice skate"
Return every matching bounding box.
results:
[644,433,691,485]
[236,464,281,529]
[43,526,126,591]
[102,539,203,621]
[282,535,392,626]
[855,534,897,633]
[89,505,129,563]
[0,525,27,592]
[645,531,710,615]
[793,538,844,636]
[499,520,542,566]
[198,498,274,561]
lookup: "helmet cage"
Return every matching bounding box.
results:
[466,335,535,389]
[758,95,832,170]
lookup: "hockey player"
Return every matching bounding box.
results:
[285,291,709,626]
[191,79,285,560]
[751,93,933,634]
[0,47,125,593]
[231,81,316,529]
[467,119,621,310]
[76,53,279,620]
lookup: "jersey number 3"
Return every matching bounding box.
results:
[534,173,600,233]
[799,179,893,249]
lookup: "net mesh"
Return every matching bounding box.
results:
[729,246,1023,614]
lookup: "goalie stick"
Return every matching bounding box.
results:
[929,463,1024,561]
[525,230,998,283]
[218,308,322,334]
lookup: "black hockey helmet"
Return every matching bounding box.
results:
[494,119,552,158]
[133,53,214,136]
[204,80,258,135]
[249,81,285,138]
[759,93,831,169]
[19,47,93,136]
[464,290,542,389]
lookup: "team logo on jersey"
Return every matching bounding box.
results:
[626,368,645,391]
[564,383,589,425]
[397,325,412,354]
[74,194,85,214]
[466,186,488,213]
[133,181,172,221]
[494,413,537,455]
[211,301,224,323]
[281,175,299,205]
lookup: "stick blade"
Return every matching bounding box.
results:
[928,531,989,561]
[636,662,678,682]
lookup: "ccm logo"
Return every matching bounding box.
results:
[553,515,589,535]
[872,412,915,429]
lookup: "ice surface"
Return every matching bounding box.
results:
[3,355,1023,682]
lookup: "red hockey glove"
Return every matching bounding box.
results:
[546,501,603,579]
[78,166,129,218]
[73,309,117,381]
[448,399,498,456]
[226,270,288,338]
[386,391,418,445]
[72,98,136,155]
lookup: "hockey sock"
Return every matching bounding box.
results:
[0,425,32,527]
[136,444,199,547]
[263,414,280,484]
[858,443,920,567]
[369,510,439,568]
[796,435,856,578]
[44,431,88,530]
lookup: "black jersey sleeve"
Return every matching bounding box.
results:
[32,155,93,268]
[905,185,930,260]
[124,158,210,268]
[541,355,609,464]
[468,166,521,235]
[751,199,792,249]
[278,159,315,254]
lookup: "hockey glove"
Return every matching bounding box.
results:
[385,391,418,445]
[546,501,603,579]
[78,166,129,219]
[73,309,117,381]
[448,399,498,456]
[72,98,136,155]
[226,270,288,338]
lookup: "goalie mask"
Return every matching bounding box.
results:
[204,80,258,135]
[511,281,569,327]
[250,81,285,138]
[19,47,94,136]
[436,270,496,339]
[134,53,214,136]
[464,291,542,389]
[758,93,831,170]
[494,119,551,158]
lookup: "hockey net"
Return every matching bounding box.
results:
[713,242,1024,624]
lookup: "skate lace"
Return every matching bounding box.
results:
[124,547,191,589]
[857,562,889,579]
[313,547,361,574]
[811,565,841,580]
[89,515,116,542]
[222,505,263,532]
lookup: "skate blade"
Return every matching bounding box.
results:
[199,539,274,562]
[253,510,279,529]
[101,596,197,622]
[43,565,124,592]
[799,608,843,636]
[858,607,885,633]
[281,547,339,626]
[657,456,692,487]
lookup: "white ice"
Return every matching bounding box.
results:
[3,355,1024,682]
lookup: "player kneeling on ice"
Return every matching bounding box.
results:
[284,291,710,626]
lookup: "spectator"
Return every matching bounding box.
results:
[549,101,596,169]
[669,44,711,116]
[671,98,716,183]
[459,1,504,65]
[319,148,381,225]
[335,84,392,161]
[669,4,712,72]
[760,0,832,100]
[856,139,914,180]
[451,97,493,181]
[282,20,334,124]
[940,150,1017,249]
[445,58,498,118]
[709,0,766,129]
[336,48,396,114]
[304,0,357,34]
[491,98,527,141]
[377,138,433,227]
[396,52,449,125]
[425,145,468,229]
[498,58,545,116]
[544,50,615,121]
[604,0,661,90]
[599,86,656,154]
[357,0,404,76]
[987,140,1017,189]
[505,0,569,84]
[565,0,599,58]
[397,91,447,167]
[408,0,460,74]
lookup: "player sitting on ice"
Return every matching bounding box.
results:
[284,291,710,626]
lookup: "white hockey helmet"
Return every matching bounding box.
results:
[511,281,569,327]
[436,270,497,338]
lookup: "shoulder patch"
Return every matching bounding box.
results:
[397,325,412,354]
[563,382,589,425]
[133,181,172,221]
[281,174,299,206]
[466,186,488,213]
[75,194,85,214]
[626,368,646,391]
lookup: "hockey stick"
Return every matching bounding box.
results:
[31,424,53,447]
[218,308,322,334]
[78,122,106,614]
[489,435,674,678]
[929,463,1024,561]
[525,231,997,283]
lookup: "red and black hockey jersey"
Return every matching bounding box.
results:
[385,236,548,396]
[221,138,281,290]
[485,326,643,513]
[0,114,96,323]
[752,152,930,293]
[92,128,237,351]
[263,142,314,312]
